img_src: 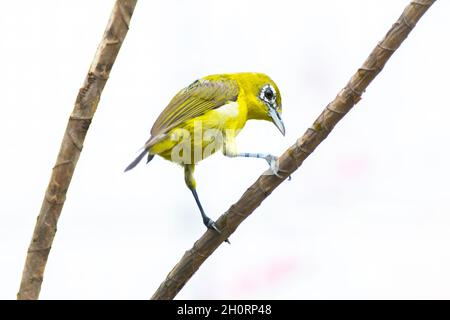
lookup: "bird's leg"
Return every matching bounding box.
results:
[184,164,230,242]
[236,153,281,177]
[222,136,289,179]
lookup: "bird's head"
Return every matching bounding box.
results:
[234,73,285,136]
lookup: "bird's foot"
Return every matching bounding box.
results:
[264,155,291,180]
[204,218,230,244]
[205,218,221,234]
[264,155,282,178]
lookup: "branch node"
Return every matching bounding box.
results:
[118,3,131,30]
[105,38,121,46]
[229,204,246,218]
[28,246,52,254]
[44,193,65,206]
[297,142,313,156]
[402,15,414,30]
[67,130,83,152]
[256,178,270,197]
[358,66,378,72]
[410,1,432,7]
[53,160,73,169]
[326,103,346,115]
[346,83,364,96]
[377,41,397,52]
[91,69,109,82]
[191,244,207,259]
[69,115,93,121]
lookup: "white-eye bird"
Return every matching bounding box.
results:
[125,72,285,234]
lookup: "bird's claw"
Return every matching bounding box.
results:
[206,219,230,244]
[263,155,292,180]
[206,219,221,234]
[264,155,283,178]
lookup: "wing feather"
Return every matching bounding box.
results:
[150,78,239,137]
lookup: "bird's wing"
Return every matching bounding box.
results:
[150,78,239,137]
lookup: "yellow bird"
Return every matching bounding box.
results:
[125,72,285,234]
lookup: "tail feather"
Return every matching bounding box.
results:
[125,149,149,172]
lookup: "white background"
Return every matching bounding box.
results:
[1,0,450,299]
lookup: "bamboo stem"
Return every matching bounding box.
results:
[17,0,138,300]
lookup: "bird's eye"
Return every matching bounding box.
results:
[260,84,276,104]
[265,89,274,101]
[260,84,276,102]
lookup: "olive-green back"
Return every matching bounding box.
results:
[150,78,239,137]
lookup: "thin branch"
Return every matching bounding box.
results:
[151,0,436,300]
[17,0,138,300]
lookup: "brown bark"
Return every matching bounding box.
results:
[17,0,138,300]
[151,0,436,300]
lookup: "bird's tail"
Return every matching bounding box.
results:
[124,149,154,172]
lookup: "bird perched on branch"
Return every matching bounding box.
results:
[125,72,285,235]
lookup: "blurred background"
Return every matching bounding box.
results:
[1,0,450,299]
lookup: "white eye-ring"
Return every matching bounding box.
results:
[260,84,277,105]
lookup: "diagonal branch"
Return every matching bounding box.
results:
[151,0,436,300]
[17,0,138,300]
